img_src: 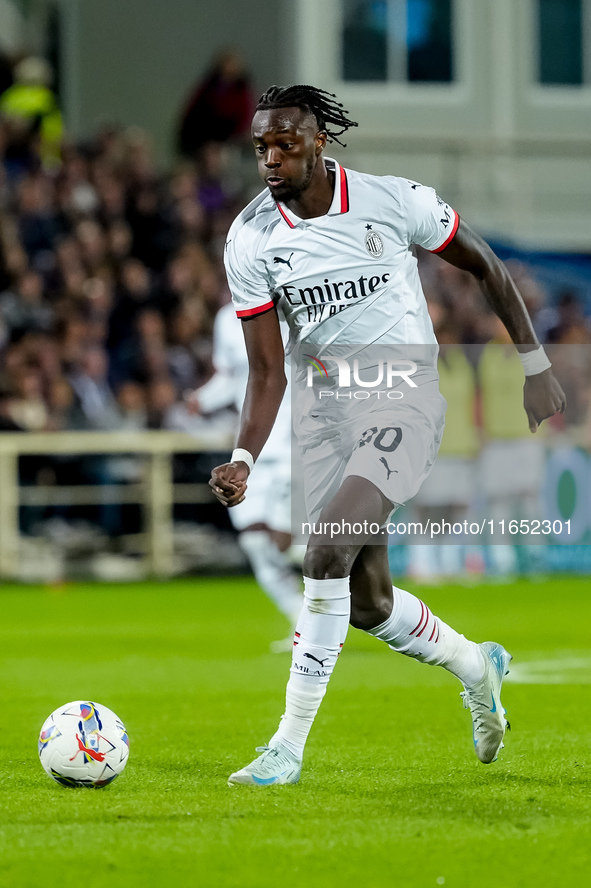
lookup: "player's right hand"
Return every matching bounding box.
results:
[209,461,250,507]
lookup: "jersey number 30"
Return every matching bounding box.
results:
[356,426,402,453]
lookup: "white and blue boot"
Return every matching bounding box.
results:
[228,743,302,786]
[461,641,512,764]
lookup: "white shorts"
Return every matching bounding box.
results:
[229,457,292,534]
[294,381,446,527]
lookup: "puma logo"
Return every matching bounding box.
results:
[379,457,397,480]
[273,252,294,271]
[303,652,328,667]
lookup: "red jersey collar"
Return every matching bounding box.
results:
[275,158,349,228]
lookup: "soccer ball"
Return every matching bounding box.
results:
[38,700,129,788]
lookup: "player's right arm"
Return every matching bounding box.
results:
[211,205,291,505]
[209,307,286,507]
[210,218,287,507]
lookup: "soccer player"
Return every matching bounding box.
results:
[210,85,566,786]
[190,302,301,648]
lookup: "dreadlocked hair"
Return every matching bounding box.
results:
[256,84,358,147]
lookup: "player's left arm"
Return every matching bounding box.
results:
[438,218,566,431]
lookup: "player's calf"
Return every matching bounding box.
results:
[365,584,511,763]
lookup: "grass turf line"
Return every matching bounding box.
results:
[0,576,590,888]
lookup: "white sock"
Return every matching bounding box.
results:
[366,585,484,687]
[239,531,302,622]
[269,576,350,759]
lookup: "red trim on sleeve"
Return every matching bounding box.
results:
[340,166,349,213]
[429,211,460,254]
[276,202,295,228]
[236,300,275,318]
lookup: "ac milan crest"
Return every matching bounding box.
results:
[364,229,384,258]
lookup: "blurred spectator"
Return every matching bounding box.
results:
[177,49,254,158]
[546,289,591,344]
[110,307,167,389]
[196,142,239,218]
[146,377,177,429]
[107,257,155,360]
[0,268,53,337]
[75,218,109,274]
[116,381,147,431]
[58,313,89,369]
[0,391,24,430]
[168,301,213,391]
[68,345,120,430]
[46,376,84,431]
[5,364,48,430]
[17,172,62,262]
[0,56,63,172]
[107,218,133,265]
[21,331,62,384]
[127,178,173,271]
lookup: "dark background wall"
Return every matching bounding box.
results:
[70,0,294,162]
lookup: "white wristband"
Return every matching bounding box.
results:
[518,346,552,376]
[231,448,254,473]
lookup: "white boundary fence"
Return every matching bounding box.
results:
[0,431,233,579]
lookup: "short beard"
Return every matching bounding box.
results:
[273,156,316,204]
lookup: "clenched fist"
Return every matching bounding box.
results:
[524,368,566,433]
[209,460,251,507]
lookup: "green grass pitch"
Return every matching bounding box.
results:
[1,575,590,888]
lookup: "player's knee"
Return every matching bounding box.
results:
[303,543,351,580]
[349,597,391,631]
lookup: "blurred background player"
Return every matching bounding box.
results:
[188,301,301,649]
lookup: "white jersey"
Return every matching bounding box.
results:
[224,158,458,352]
[196,302,291,459]
[223,160,459,523]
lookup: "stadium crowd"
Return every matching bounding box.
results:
[0,119,245,435]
